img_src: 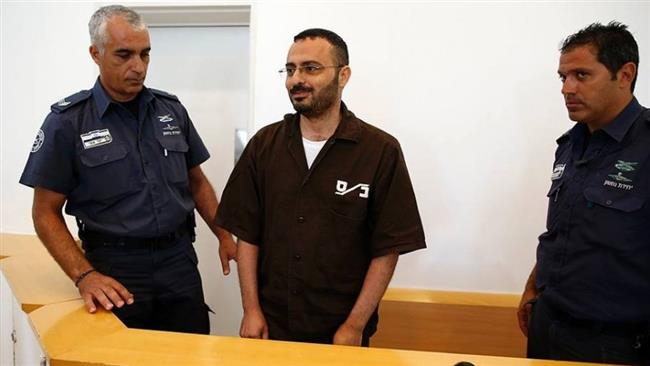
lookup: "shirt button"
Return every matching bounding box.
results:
[156,208,162,214]
[143,160,149,166]
[297,216,305,223]
[294,255,301,261]
[291,289,299,295]
[605,200,612,205]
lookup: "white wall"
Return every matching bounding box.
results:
[1,2,97,234]
[1,2,649,304]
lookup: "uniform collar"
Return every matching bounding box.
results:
[286,101,361,142]
[92,78,154,118]
[601,97,643,143]
[564,97,643,145]
[92,78,112,117]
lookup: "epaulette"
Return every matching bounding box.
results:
[50,90,92,114]
[555,129,571,144]
[150,88,179,101]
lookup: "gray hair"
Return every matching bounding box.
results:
[88,5,147,53]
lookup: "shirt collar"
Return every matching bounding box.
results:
[92,78,154,118]
[601,97,643,143]
[92,78,112,117]
[286,101,361,142]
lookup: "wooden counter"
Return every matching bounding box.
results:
[1,233,608,366]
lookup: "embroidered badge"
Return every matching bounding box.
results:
[31,129,45,153]
[614,160,638,172]
[335,180,370,198]
[157,114,174,123]
[551,164,565,180]
[602,160,638,191]
[80,129,112,149]
[607,172,633,183]
[162,123,181,136]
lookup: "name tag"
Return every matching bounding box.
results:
[80,129,112,149]
[551,164,565,180]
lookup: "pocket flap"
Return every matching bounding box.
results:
[583,186,645,212]
[157,135,189,153]
[80,144,128,168]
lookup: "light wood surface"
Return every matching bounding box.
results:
[30,301,599,366]
[2,233,609,366]
[373,296,526,357]
[0,234,79,312]
[383,287,520,307]
[0,232,49,259]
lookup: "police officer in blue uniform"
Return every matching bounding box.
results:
[19,5,236,334]
[517,22,650,365]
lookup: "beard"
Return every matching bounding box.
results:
[289,74,339,118]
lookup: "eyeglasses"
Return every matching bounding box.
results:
[278,64,344,77]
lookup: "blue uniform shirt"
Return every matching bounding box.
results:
[536,98,650,323]
[20,79,210,238]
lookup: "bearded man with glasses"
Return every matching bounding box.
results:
[216,28,426,346]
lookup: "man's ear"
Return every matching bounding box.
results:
[89,45,101,66]
[338,66,351,90]
[617,61,636,91]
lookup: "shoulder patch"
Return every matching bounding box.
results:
[51,90,92,113]
[149,88,179,102]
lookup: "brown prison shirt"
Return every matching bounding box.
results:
[216,103,426,339]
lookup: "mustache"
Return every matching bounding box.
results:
[565,96,583,104]
[290,84,313,94]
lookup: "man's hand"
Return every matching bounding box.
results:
[517,286,538,337]
[218,233,237,275]
[239,308,269,339]
[333,322,363,346]
[77,271,134,313]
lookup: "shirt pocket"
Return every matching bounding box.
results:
[78,143,138,200]
[582,186,647,251]
[155,135,190,184]
[583,186,645,212]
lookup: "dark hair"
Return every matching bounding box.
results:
[294,28,349,66]
[561,21,639,92]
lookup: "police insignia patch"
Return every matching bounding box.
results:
[31,129,45,153]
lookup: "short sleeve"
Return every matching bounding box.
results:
[19,113,77,194]
[369,142,426,257]
[215,137,263,245]
[182,106,210,168]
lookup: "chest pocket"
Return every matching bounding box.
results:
[78,143,138,200]
[582,186,647,251]
[155,134,190,184]
[583,186,645,212]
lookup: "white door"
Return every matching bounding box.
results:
[146,26,249,336]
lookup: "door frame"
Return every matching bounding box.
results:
[133,4,255,139]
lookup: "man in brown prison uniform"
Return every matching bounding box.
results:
[216,28,426,346]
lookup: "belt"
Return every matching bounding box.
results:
[80,224,189,250]
[544,299,648,335]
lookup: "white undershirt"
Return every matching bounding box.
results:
[302,137,327,168]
